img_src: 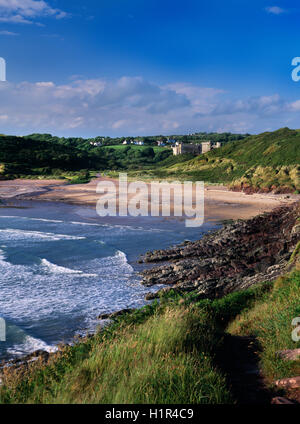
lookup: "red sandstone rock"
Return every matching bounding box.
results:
[275,377,300,389]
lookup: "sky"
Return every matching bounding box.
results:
[0,0,300,137]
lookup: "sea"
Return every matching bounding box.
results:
[0,200,219,360]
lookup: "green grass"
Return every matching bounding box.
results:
[3,171,95,185]
[3,127,299,192]
[0,300,232,404]
[0,280,275,405]
[102,145,168,153]
[289,241,300,264]
[2,265,300,404]
[228,270,300,382]
[138,128,300,191]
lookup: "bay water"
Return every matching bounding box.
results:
[0,200,219,360]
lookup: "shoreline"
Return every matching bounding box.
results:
[140,201,300,297]
[1,177,299,221]
[0,196,219,366]
[1,200,299,392]
[0,177,299,373]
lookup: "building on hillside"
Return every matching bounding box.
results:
[157,140,166,146]
[172,141,222,156]
[90,141,102,147]
[201,141,212,154]
[123,140,129,145]
[202,141,222,153]
[172,143,202,156]
[166,138,177,144]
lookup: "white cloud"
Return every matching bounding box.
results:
[204,94,284,116]
[0,76,299,136]
[0,77,190,134]
[288,99,300,111]
[265,6,286,15]
[0,0,67,25]
[165,83,225,114]
[0,29,18,35]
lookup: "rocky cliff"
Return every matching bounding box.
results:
[141,202,300,299]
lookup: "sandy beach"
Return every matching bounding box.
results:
[0,177,299,221]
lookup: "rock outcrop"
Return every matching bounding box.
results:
[141,202,300,298]
[98,308,134,320]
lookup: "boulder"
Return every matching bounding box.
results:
[145,292,159,301]
[274,376,300,389]
[140,203,300,298]
[276,349,300,361]
[271,397,295,404]
[98,308,134,320]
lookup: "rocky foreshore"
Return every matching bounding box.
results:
[141,202,300,299]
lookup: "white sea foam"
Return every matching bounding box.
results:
[41,259,98,277]
[0,248,6,261]
[0,215,170,233]
[71,221,103,227]
[100,223,170,233]
[7,334,57,357]
[0,216,63,223]
[0,214,167,361]
[115,249,132,268]
[0,248,136,324]
[0,229,85,241]
[28,218,63,224]
[71,221,140,230]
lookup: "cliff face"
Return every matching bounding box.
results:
[141,202,300,298]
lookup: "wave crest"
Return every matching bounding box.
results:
[40,259,98,277]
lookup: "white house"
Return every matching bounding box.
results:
[90,141,102,147]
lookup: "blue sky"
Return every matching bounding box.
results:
[0,0,300,137]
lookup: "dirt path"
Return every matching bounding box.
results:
[217,335,277,404]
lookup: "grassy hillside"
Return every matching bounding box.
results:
[138,128,300,192]
[0,136,172,180]
[1,127,300,191]
[1,263,299,404]
[102,145,168,153]
[0,296,233,404]
[228,265,300,383]
[0,135,102,180]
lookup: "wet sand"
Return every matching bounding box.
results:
[0,177,299,221]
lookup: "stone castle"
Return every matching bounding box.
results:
[172,141,222,156]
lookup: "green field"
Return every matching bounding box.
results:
[131,127,300,192]
[102,145,169,153]
[0,136,172,180]
[1,128,300,192]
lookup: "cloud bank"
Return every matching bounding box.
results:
[0,76,299,136]
[0,0,67,24]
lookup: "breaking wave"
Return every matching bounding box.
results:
[40,259,98,278]
[0,228,85,241]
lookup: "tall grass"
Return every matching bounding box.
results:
[134,127,300,190]
[228,270,300,381]
[2,268,299,404]
[0,304,232,404]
